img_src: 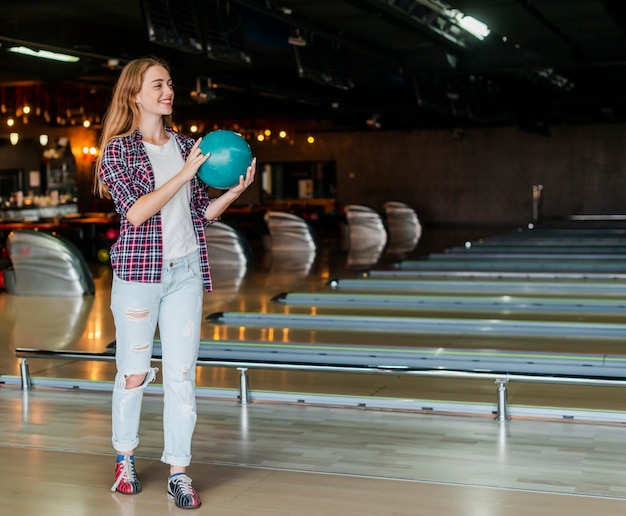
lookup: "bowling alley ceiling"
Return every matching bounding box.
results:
[2,0,626,132]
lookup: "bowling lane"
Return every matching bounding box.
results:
[445,245,626,254]
[4,223,626,416]
[265,290,626,323]
[367,269,626,280]
[394,223,626,273]
[396,257,626,272]
[328,276,626,297]
[202,315,626,355]
[468,226,626,241]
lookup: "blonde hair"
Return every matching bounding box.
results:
[93,56,173,198]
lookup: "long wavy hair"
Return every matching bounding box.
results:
[93,56,174,198]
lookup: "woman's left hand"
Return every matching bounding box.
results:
[203,158,257,221]
[228,157,257,195]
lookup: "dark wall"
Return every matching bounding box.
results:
[0,139,42,198]
[5,121,625,227]
[252,123,626,226]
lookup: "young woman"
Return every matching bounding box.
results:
[94,56,255,509]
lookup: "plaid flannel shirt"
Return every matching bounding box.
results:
[99,126,215,292]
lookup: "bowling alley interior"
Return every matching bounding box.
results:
[4,1,626,514]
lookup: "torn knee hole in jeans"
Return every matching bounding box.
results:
[126,308,150,321]
[122,368,158,389]
[130,342,151,352]
[123,372,147,389]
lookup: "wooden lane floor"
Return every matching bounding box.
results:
[4,386,626,515]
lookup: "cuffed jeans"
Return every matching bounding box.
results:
[110,251,204,467]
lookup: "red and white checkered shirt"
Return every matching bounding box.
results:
[99,126,215,292]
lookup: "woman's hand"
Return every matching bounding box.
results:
[203,158,257,221]
[227,157,257,196]
[181,137,210,182]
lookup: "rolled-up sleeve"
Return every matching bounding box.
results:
[190,177,217,226]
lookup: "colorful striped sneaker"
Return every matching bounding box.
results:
[111,455,141,495]
[167,473,202,509]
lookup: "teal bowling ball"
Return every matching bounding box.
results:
[197,130,252,189]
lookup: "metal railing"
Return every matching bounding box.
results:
[14,347,626,423]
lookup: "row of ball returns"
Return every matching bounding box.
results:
[1,200,420,296]
[1,221,249,296]
[5,208,624,297]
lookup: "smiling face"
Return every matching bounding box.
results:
[134,65,174,117]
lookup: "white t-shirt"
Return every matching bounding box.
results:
[143,134,197,260]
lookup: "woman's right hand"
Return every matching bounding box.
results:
[181,138,210,181]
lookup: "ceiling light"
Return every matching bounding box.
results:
[453,14,490,40]
[8,46,80,63]
[414,1,490,45]
[288,29,306,47]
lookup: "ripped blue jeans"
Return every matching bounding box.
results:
[110,251,204,467]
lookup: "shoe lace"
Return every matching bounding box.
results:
[111,456,136,492]
[172,474,195,497]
